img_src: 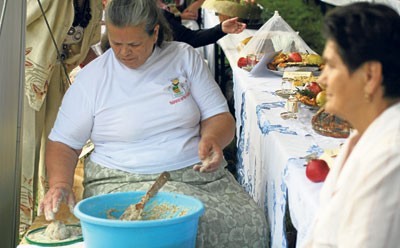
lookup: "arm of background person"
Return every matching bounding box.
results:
[163,9,218,48]
[164,10,245,48]
[194,112,235,172]
[172,22,226,48]
[185,0,205,13]
[180,0,205,20]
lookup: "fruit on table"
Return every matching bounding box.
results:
[296,81,323,107]
[306,159,330,182]
[267,52,324,71]
[296,92,317,106]
[306,82,322,96]
[305,54,323,65]
[271,52,288,64]
[237,57,248,68]
[316,91,327,107]
[288,52,302,62]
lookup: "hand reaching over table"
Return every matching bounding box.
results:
[221,17,247,34]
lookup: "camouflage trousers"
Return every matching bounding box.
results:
[83,159,269,248]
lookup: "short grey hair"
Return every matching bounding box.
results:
[105,0,172,46]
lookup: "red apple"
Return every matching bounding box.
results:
[306,159,330,183]
[306,82,322,96]
[288,52,302,62]
[237,57,248,68]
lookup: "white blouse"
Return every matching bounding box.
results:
[304,102,400,247]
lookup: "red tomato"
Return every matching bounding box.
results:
[306,159,330,183]
[237,57,248,68]
[288,52,302,62]
[306,82,322,96]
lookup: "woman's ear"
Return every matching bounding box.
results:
[153,24,160,44]
[363,61,383,96]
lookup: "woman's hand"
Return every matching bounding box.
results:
[194,136,223,173]
[180,9,198,20]
[38,182,76,221]
[221,17,247,34]
[194,112,235,173]
[41,140,80,220]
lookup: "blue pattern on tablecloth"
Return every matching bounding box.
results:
[256,102,298,135]
[236,94,245,166]
[237,93,252,195]
[272,182,277,240]
[281,166,289,248]
[307,144,324,156]
[237,92,310,248]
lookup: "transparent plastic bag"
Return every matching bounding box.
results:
[239,11,317,58]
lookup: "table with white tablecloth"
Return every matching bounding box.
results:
[202,9,346,248]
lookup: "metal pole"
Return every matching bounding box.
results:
[0,0,25,247]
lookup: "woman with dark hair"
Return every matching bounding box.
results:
[39,0,268,246]
[304,3,400,247]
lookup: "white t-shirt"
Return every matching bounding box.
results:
[303,102,400,247]
[49,41,229,174]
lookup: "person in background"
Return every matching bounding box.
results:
[159,0,246,48]
[165,0,205,21]
[21,0,102,234]
[304,3,400,247]
[39,0,269,247]
[102,0,107,9]
[100,0,246,51]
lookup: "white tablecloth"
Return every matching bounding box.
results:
[202,9,345,248]
[233,77,344,248]
[284,158,323,247]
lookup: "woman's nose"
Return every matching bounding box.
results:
[119,45,131,56]
[317,69,327,88]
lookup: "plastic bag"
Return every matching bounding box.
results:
[239,11,317,58]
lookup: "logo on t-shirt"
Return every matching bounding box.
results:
[168,77,190,105]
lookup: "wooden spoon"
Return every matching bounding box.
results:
[119,171,170,221]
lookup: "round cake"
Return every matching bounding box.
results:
[312,109,351,138]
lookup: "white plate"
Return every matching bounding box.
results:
[25,225,83,246]
[275,89,296,99]
[268,67,321,77]
[280,66,320,72]
[267,69,284,76]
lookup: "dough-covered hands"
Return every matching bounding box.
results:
[194,112,235,173]
[194,137,223,173]
[39,140,79,220]
[221,17,247,34]
[38,182,75,221]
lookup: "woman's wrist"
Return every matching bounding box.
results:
[49,181,73,190]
